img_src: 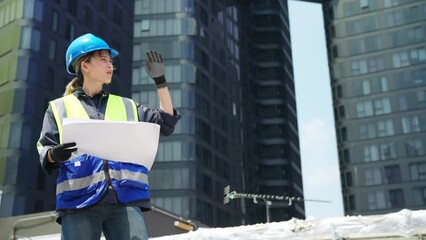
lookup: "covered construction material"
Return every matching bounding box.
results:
[152,209,426,240]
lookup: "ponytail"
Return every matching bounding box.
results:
[63,73,83,96]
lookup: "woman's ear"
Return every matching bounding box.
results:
[81,61,89,73]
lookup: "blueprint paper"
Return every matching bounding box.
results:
[62,118,160,170]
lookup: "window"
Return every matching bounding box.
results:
[48,40,56,60]
[410,162,426,180]
[393,48,426,68]
[364,145,379,162]
[356,100,373,117]
[348,39,362,55]
[374,98,391,115]
[365,168,381,185]
[65,20,75,41]
[9,122,22,148]
[384,0,396,8]
[338,105,346,118]
[368,191,386,210]
[336,85,343,98]
[150,168,191,189]
[20,27,31,49]
[359,123,375,139]
[389,189,404,208]
[346,172,353,187]
[344,195,355,212]
[346,17,378,36]
[384,165,401,183]
[359,120,393,139]
[399,95,408,110]
[368,56,380,72]
[405,6,421,23]
[351,59,367,75]
[17,57,29,81]
[151,196,190,217]
[355,76,388,96]
[339,149,350,164]
[401,116,420,133]
[51,10,58,31]
[377,119,394,137]
[156,141,183,162]
[141,20,150,31]
[364,142,397,162]
[413,187,426,206]
[378,77,388,92]
[381,142,397,160]
[392,26,424,47]
[410,48,426,63]
[406,139,425,157]
[417,91,426,103]
[343,1,356,16]
[392,51,409,68]
[360,0,369,9]
[387,11,403,27]
[362,79,371,94]
[337,127,348,142]
[365,35,382,52]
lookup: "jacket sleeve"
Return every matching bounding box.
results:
[136,104,181,136]
[36,106,61,175]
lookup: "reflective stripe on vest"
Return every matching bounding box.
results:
[56,168,149,195]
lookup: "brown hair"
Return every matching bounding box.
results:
[63,52,95,96]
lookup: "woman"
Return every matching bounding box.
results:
[37,33,181,240]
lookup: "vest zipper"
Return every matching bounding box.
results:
[103,159,119,202]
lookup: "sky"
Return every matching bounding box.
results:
[288,1,344,219]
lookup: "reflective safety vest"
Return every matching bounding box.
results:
[50,94,150,210]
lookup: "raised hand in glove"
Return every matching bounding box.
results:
[143,50,167,87]
[49,142,77,163]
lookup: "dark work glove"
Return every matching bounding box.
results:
[143,50,167,87]
[49,142,77,163]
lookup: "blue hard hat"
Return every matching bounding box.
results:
[65,33,119,74]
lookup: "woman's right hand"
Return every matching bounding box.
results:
[48,142,77,163]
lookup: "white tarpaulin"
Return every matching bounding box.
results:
[62,118,160,170]
[151,209,426,240]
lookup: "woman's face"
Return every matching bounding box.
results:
[84,50,114,84]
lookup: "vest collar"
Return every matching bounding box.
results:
[74,87,109,98]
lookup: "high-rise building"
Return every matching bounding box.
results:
[133,0,304,226]
[323,0,426,215]
[0,0,134,217]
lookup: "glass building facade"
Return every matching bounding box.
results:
[133,0,304,226]
[323,0,426,215]
[0,0,133,217]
